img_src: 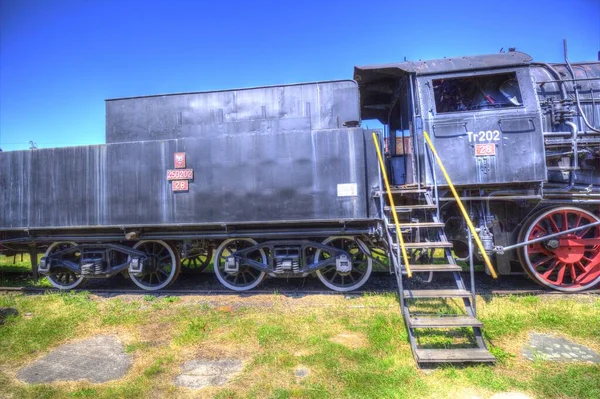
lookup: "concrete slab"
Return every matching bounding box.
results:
[522,332,600,363]
[17,335,131,384]
[174,359,243,389]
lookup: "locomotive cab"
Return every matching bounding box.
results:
[356,50,600,292]
[355,51,547,187]
[417,66,546,186]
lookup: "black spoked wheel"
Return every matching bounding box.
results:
[129,240,180,291]
[314,236,373,292]
[181,247,213,274]
[45,242,86,290]
[213,238,267,291]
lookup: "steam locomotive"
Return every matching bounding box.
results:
[2,49,599,293]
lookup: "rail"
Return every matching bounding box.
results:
[423,131,498,279]
[372,132,412,278]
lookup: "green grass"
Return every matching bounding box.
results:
[0,292,599,398]
[0,253,40,273]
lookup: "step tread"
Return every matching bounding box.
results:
[393,241,453,249]
[408,315,482,328]
[407,264,462,272]
[385,204,437,210]
[415,348,495,363]
[390,222,445,228]
[374,190,428,198]
[403,289,472,298]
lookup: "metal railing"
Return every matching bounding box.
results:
[423,131,498,279]
[372,132,412,278]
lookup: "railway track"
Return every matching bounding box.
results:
[1,272,598,296]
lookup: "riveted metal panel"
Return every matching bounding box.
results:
[0,128,378,230]
[106,80,360,144]
[417,67,546,186]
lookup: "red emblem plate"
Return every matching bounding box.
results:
[166,169,194,180]
[171,180,189,192]
[174,152,186,169]
[475,143,496,156]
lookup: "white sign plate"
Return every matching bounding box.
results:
[337,183,358,197]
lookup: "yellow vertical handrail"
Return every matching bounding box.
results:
[423,131,498,279]
[372,132,412,278]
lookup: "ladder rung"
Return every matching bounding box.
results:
[415,348,495,363]
[408,315,482,328]
[406,264,462,272]
[390,222,445,229]
[403,289,472,298]
[385,204,437,211]
[393,242,453,249]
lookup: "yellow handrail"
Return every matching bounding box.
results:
[423,131,498,279]
[372,132,412,278]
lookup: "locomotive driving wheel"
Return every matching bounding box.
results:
[314,236,373,292]
[45,242,86,290]
[213,238,267,291]
[518,207,600,292]
[129,240,180,291]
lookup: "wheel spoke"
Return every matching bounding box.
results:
[532,256,553,270]
[541,261,559,279]
[569,264,577,282]
[577,226,593,238]
[555,263,566,285]
[547,216,561,233]
[158,268,169,277]
[575,214,583,229]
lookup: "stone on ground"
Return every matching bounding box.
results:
[17,335,131,384]
[174,359,243,389]
[522,332,599,363]
[0,307,18,324]
[294,366,310,382]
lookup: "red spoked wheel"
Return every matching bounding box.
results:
[518,207,600,292]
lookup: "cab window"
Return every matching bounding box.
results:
[432,72,522,113]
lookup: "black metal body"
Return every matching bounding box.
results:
[106,81,360,143]
[1,129,378,230]
[1,51,599,288]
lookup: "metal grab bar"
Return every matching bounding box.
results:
[372,132,412,278]
[423,131,498,279]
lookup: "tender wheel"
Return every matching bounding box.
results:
[181,248,213,274]
[45,242,86,290]
[314,236,373,292]
[518,207,600,292]
[129,240,180,291]
[213,238,267,291]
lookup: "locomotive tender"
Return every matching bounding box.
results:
[1,49,599,295]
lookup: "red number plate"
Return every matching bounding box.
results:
[166,169,194,180]
[171,180,189,191]
[475,143,496,156]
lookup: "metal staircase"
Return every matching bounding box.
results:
[372,132,495,366]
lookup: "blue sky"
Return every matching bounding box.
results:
[1,0,599,151]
